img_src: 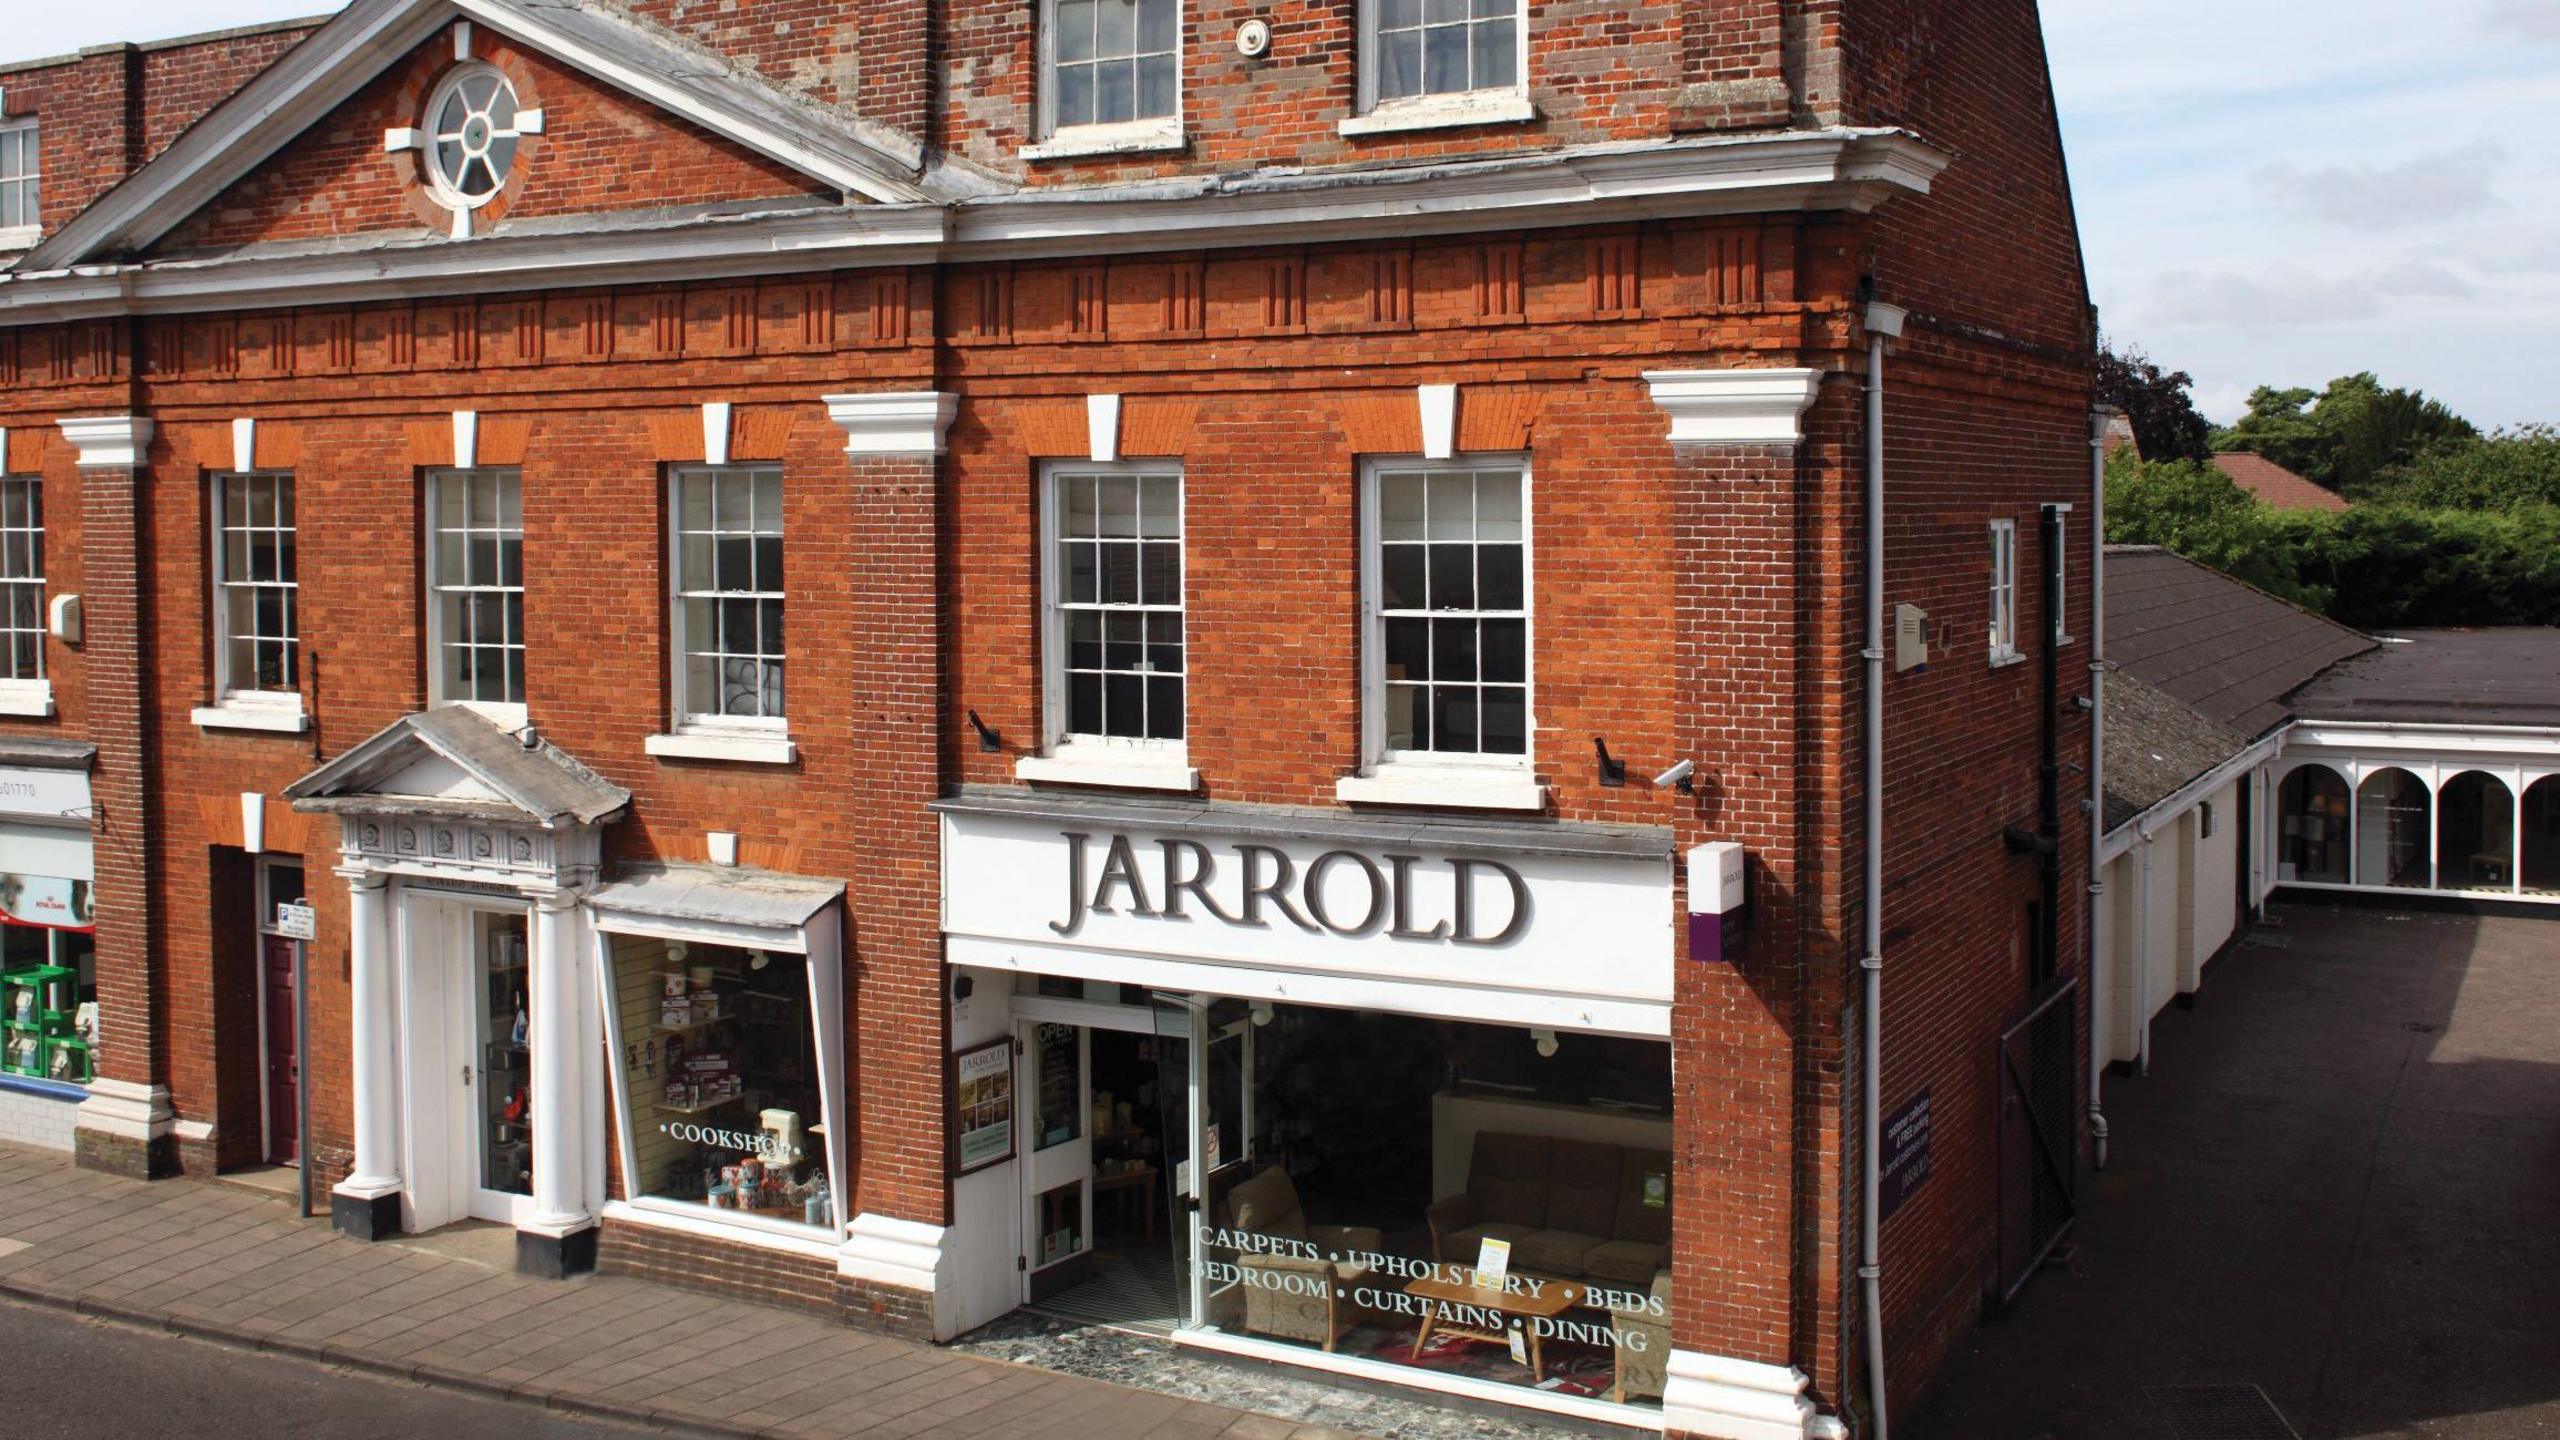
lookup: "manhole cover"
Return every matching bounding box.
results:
[2148,1384,2300,1440]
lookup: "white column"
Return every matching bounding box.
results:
[337,867,400,1199]
[526,888,591,1235]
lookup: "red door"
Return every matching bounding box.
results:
[261,935,299,1165]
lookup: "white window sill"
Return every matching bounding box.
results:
[192,698,310,734]
[0,224,38,255]
[1336,769,1546,812]
[646,728,798,765]
[1339,93,1536,137]
[1016,751,1201,793]
[1989,649,2027,669]
[0,679,54,718]
[1023,120,1186,161]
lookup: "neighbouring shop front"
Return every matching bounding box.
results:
[287,709,850,1279]
[0,739,98,1152]
[936,792,1682,1429]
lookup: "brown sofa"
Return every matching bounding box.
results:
[1219,1165,1384,1352]
[1425,1130,1673,1287]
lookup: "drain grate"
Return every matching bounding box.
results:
[2149,1384,2300,1440]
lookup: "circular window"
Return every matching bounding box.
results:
[424,64,523,208]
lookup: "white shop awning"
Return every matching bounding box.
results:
[586,864,844,952]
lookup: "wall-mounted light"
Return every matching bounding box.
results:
[966,709,1003,754]
[1593,737,1627,788]
[1531,1027,1559,1058]
[952,973,975,1004]
[748,949,771,972]
[1251,1001,1274,1027]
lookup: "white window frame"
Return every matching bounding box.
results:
[1344,0,1535,137]
[1988,517,2022,666]
[1026,0,1186,161]
[1339,454,1543,811]
[1018,460,1197,792]
[424,467,527,727]
[421,63,525,212]
[194,471,308,733]
[0,473,48,716]
[0,117,38,250]
[2047,502,2074,646]
[647,464,795,765]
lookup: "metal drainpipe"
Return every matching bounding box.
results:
[2086,410,2111,1170]
[1859,300,1905,1440]
[2135,834,2154,1075]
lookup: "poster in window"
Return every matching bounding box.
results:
[951,1038,1016,1174]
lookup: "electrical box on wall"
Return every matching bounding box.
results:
[48,594,80,645]
[1894,603,1928,672]
[1686,842,1748,962]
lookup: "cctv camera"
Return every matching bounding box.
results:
[1651,759,1695,790]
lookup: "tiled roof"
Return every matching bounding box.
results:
[2103,667,2250,833]
[2103,546,2377,738]
[2212,452,2349,512]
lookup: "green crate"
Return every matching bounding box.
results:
[42,1037,90,1084]
[1,965,74,1029]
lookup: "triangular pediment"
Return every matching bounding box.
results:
[285,706,629,829]
[27,0,938,271]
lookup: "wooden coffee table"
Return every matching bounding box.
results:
[1404,1273,1585,1383]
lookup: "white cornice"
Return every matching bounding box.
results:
[57,415,155,469]
[824,392,959,457]
[1643,367,1827,446]
[0,131,1945,324]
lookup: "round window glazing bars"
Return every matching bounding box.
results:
[425,64,523,208]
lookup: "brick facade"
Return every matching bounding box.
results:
[0,2,2095,1434]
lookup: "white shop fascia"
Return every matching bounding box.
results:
[937,789,1676,1038]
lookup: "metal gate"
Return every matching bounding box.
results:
[1992,975,2079,1307]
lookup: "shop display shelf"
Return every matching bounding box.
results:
[655,1094,744,1116]
[651,1015,727,1037]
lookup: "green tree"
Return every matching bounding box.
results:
[2215,373,2477,497]
[2096,339,2213,462]
[2102,451,2322,607]
[2368,426,2560,513]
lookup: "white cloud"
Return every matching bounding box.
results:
[2485,0,2560,41]
[2257,151,2504,231]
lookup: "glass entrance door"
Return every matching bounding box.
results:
[1021,1019,1092,1299]
[471,910,533,1217]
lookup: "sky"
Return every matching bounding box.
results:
[5,2,2556,428]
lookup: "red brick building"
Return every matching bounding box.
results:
[0,2,2097,1435]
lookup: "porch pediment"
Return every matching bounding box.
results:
[286,706,628,830]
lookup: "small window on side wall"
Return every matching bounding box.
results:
[1987,517,2019,664]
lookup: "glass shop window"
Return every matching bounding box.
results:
[610,937,833,1229]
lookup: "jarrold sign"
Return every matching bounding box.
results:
[1051,832,1532,946]
[940,807,1674,1008]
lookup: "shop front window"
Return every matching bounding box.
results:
[608,936,834,1230]
[1187,1005,1672,1410]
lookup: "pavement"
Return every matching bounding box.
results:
[1910,900,2560,1440]
[1,1293,646,1438]
[0,1144,1358,1440]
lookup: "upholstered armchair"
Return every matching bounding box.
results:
[1221,1166,1382,1352]
[1610,1270,1674,1404]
